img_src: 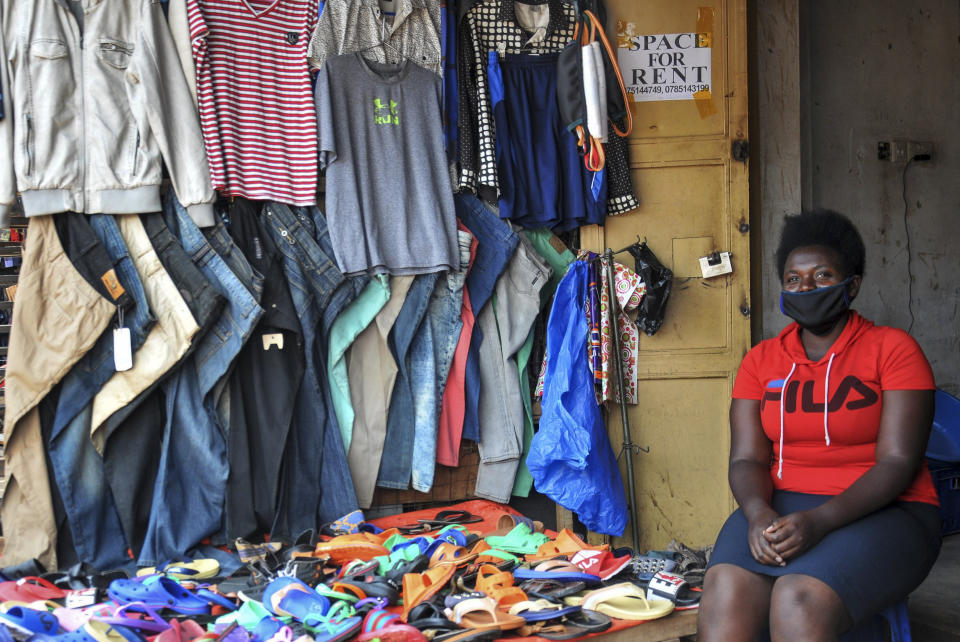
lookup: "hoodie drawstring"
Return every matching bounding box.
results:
[824,352,836,446]
[778,362,797,480]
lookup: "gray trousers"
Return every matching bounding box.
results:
[474,235,550,502]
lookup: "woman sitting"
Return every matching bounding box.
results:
[698,209,942,640]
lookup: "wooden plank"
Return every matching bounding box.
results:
[584,610,699,641]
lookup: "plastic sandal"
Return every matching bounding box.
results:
[0,577,68,602]
[483,514,544,538]
[261,577,331,622]
[506,599,581,623]
[301,601,362,642]
[645,571,702,610]
[355,609,427,642]
[569,549,631,581]
[94,602,171,633]
[214,599,291,631]
[535,609,613,640]
[474,565,526,609]
[0,605,61,635]
[107,577,214,615]
[564,582,674,621]
[152,619,206,642]
[482,524,549,555]
[136,560,220,581]
[442,594,525,633]
[518,578,587,602]
[526,529,607,562]
[513,560,601,585]
[401,565,456,622]
[629,555,678,581]
[427,542,478,569]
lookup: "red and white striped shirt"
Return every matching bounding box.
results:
[188,0,319,205]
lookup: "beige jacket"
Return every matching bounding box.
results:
[1,216,115,568]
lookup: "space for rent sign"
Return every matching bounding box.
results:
[617,31,712,101]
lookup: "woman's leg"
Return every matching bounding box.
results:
[770,574,852,642]
[698,563,774,641]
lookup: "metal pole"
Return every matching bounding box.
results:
[605,248,642,554]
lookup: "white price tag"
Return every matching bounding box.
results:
[114,327,133,371]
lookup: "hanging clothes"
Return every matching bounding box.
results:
[315,53,459,276]
[307,0,442,74]
[527,260,628,536]
[186,0,320,205]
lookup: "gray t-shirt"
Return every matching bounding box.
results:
[316,53,459,277]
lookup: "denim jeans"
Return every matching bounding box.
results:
[259,202,355,538]
[474,236,550,502]
[46,214,153,570]
[408,230,472,492]
[454,194,518,444]
[375,273,439,490]
[309,210,369,524]
[137,194,264,564]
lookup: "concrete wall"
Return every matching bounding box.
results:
[755,0,960,396]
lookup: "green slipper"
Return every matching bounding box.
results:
[484,524,550,555]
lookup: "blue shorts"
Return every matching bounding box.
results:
[708,490,942,623]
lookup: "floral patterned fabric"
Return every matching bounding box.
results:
[535,256,645,404]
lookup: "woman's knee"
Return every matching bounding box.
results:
[698,565,772,641]
[770,574,850,639]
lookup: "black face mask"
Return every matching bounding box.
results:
[780,277,854,335]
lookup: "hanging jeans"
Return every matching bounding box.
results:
[409,228,472,492]
[47,214,154,570]
[376,272,440,490]
[135,193,264,565]
[474,235,550,502]
[307,207,370,525]
[259,202,356,538]
[446,194,517,454]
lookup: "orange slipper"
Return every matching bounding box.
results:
[307,533,391,564]
[526,529,608,562]
[428,542,479,569]
[401,565,456,622]
[475,564,527,609]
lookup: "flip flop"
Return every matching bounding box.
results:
[565,582,675,621]
[151,619,206,642]
[308,533,391,564]
[0,605,61,635]
[95,602,171,633]
[355,609,426,641]
[442,594,525,633]
[414,510,483,532]
[482,524,549,555]
[30,620,133,642]
[506,599,581,623]
[513,560,601,585]
[0,577,67,602]
[52,604,116,632]
[136,560,220,581]
[569,549,632,581]
[517,579,587,602]
[214,599,291,631]
[300,602,361,642]
[535,609,613,640]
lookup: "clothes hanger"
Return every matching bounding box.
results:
[357,7,413,65]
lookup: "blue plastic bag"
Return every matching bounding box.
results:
[527,261,628,536]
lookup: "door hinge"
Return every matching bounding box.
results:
[732,139,749,163]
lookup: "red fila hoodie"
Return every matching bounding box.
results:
[733,311,938,505]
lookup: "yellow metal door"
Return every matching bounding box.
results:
[577,0,750,550]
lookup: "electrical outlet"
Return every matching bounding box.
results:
[877,139,934,163]
[907,141,934,162]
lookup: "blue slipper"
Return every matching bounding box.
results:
[261,577,331,623]
[0,605,60,635]
[107,577,211,615]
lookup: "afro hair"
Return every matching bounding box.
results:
[775,209,866,281]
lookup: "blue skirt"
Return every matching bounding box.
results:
[708,491,942,623]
